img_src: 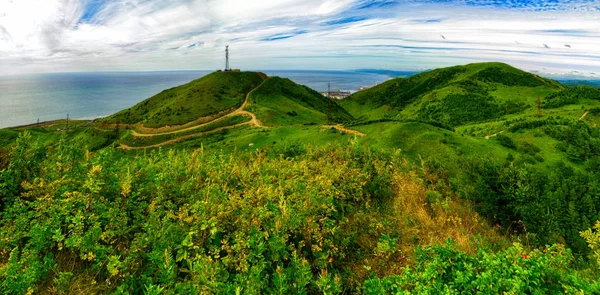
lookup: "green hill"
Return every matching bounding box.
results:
[341,62,564,126]
[1,62,600,293]
[248,77,353,126]
[103,71,266,128]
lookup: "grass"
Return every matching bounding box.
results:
[119,115,251,147]
[103,71,266,128]
[353,121,512,172]
[248,77,353,126]
[4,63,596,178]
[341,62,564,124]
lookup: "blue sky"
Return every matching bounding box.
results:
[0,0,599,77]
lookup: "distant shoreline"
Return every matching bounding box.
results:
[6,116,105,130]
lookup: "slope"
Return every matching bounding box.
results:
[340,62,564,126]
[103,71,266,128]
[247,77,354,126]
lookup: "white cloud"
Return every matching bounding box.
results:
[0,0,599,76]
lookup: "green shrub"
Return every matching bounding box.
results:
[543,86,600,109]
[496,134,516,149]
[363,241,599,294]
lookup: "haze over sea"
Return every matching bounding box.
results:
[0,70,392,129]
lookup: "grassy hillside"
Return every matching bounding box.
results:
[248,77,353,126]
[1,62,600,293]
[341,62,563,125]
[103,71,266,128]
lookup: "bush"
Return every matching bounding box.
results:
[496,134,516,149]
[543,86,600,109]
[363,241,599,294]
[580,221,600,269]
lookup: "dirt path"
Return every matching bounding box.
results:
[119,122,254,150]
[579,111,589,121]
[131,79,267,137]
[485,130,505,140]
[119,79,268,149]
[321,124,366,137]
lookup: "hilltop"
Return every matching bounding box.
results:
[341,62,564,126]
[103,71,267,128]
[108,74,354,149]
[247,77,353,126]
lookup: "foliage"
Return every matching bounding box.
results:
[0,130,18,147]
[507,117,600,162]
[496,134,517,149]
[473,66,549,87]
[6,135,590,293]
[418,93,504,127]
[543,86,600,109]
[363,241,599,294]
[542,86,600,109]
[459,156,600,255]
[580,221,600,268]
[417,92,530,127]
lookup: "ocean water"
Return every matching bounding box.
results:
[268,70,392,92]
[0,70,392,129]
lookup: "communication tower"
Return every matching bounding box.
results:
[225,45,230,71]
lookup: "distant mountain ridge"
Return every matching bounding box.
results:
[341,62,565,127]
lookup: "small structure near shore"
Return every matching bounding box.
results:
[321,90,351,100]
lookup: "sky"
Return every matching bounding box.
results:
[1,0,599,77]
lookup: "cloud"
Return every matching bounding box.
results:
[324,16,369,26]
[0,0,599,76]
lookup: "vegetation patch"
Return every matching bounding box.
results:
[104,71,265,128]
[121,115,251,147]
[418,93,505,127]
[249,77,353,126]
[543,86,600,109]
[473,66,548,87]
[363,242,598,294]
[0,134,520,294]
[340,66,466,117]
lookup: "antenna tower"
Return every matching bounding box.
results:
[225,45,230,71]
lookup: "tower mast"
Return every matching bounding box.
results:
[225,45,229,71]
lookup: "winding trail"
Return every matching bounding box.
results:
[132,79,267,137]
[119,122,254,150]
[321,124,366,137]
[119,79,268,149]
[579,111,589,121]
[484,130,505,140]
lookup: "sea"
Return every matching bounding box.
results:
[0,70,396,129]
